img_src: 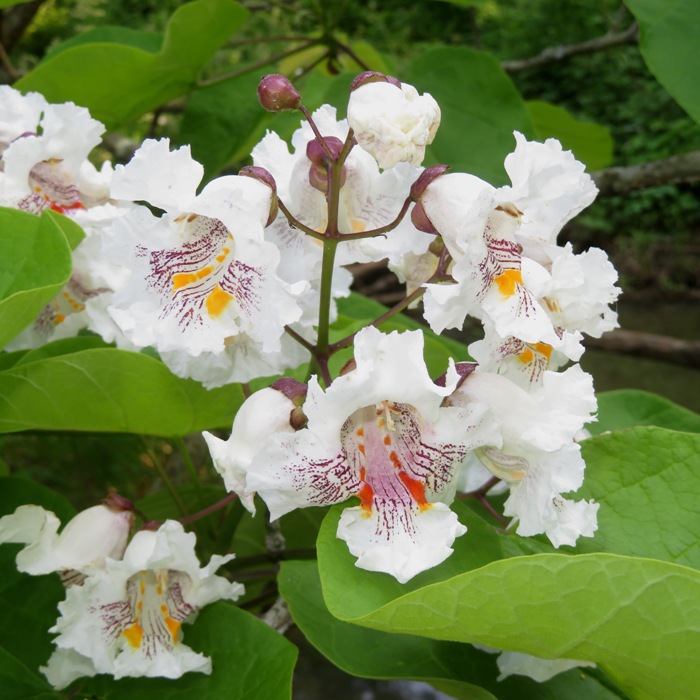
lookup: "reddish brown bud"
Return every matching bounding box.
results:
[102,492,135,513]
[306,137,346,193]
[271,377,307,406]
[239,165,278,226]
[350,71,402,91]
[410,201,437,234]
[258,74,301,112]
[290,406,308,431]
[410,164,450,201]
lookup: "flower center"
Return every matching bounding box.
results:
[23,159,84,214]
[121,569,194,656]
[341,401,432,518]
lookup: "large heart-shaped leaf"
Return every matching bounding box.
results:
[15,0,249,129]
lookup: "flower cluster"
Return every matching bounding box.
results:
[0,497,242,689]
[1,67,619,685]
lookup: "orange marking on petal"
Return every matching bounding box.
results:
[53,313,65,325]
[350,218,366,233]
[518,348,534,364]
[161,604,168,613]
[137,601,143,612]
[139,580,145,595]
[389,451,402,469]
[383,435,391,445]
[165,616,181,641]
[398,471,431,510]
[186,213,198,223]
[123,623,143,648]
[356,427,364,437]
[205,285,234,318]
[534,342,552,360]
[357,481,374,515]
[494,269,523,298]
[172,265,214,291]
[359,467,366,481]
[358,444,365,456]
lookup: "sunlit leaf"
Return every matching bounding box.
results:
[15,0,249,129]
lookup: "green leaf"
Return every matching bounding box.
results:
[280,560,499,700]
[319,521,700,700]
[624,0,700,123]
[43,26,163,60]
[526,100,614,170]
[0,647,58,700]
[576,427,700,568]
[80,602,297,699]
[179,72,263,180]
[0,347,245,436]
[0,0,33,7]
[591,389,700,435]
[407,47,535,185]
[281,560,622,699]
[0,208,72,350]
[15,0,249,129]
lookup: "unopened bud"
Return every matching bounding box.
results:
[350,71,402,91]
[270,377,307,407]
[411,201,437,234]
[240,165,279,225]
[290,405,308,431]
[410,165,450,201]
[102,492,135,513]
[428,235,445,257]
[306,137,346,193]
[258,74,302,112]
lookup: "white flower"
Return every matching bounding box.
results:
[0,85,46,155]
[347,79,440,169]
[451,365,599,547]
[203,385,298,513]
[41,520,243,689]
[105,138,306,385]
[252,104,431,332]
[419,133,607,351]
[0,502,133,585]
[246,327,499,583]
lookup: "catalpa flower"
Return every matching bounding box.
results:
[347,72,441,169]
[451,364,599,546]
[105,138,306,385]
[419,133,611,348]
[252,104,431,325]
[0,497,133,586]
[246,327,498,583]
[42,520,243,689]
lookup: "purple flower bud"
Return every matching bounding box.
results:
[410,201,437,234]
[102,493,135,513]
[410,164,450,201]
[258,74,302,112]
[271,377,308,406]
[306,137,346,193]
[350,71,402,91]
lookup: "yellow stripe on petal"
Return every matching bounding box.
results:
[172,266,214,292]
[165,616,181,642]
[494,269,523,298]
[206,285,234,317]
[534,342,553,360]
[123,623,143,648]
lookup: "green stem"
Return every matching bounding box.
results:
[174,437,203,504]
[141,439,188,517]
[198,41,319,88]
[278,199,326,241]
[329,285,426,354]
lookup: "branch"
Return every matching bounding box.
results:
[592,150,700,195]
[1,0,44,53]
[585,329,700,368]
[502,22,638,73]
